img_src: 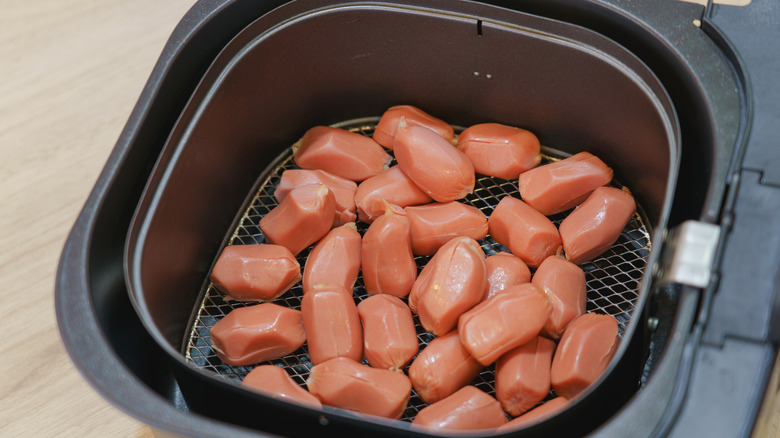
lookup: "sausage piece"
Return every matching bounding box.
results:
[210,303,306,366]
[361,201,417,298]
[559,186,636,264]
[259,184,335,256]
[302,222,361,294]
[306,357,412,419]
[210,244,300,301]
[373,105,455,150]
[405,201,488,256]
[354,165,432,223]
[457,123,542,180]
[550,312,619,399]
[412,385,507,431]
[495,336,556,416]
[409,236,486,336]
[293,126,392,182]
[408,330,484,404]
[458,283,552,366]
[483,252,531,301]
[301,285,363,365]
[357,294,419,371]
[274,169,357,227]
[394,123,475,203]
[487,196,561,268]
[497,397,569,431]
[532,255,586,339]
[518,151,613,215]
[242,365,322,409]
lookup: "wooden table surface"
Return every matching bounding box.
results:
[0,1,196,436]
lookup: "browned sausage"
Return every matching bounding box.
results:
[518,151,613,215]
[394,123,475,203]
[274,169,357,227]
[354,165,432,223]
[407,330,484,404]
[210,244,300,301]
[409,236,486,336]
[306,357,412,419]
[259,184,335,256]
[550,312,619,399]
[405,201,488,256]
[357,294,419,371]
[361,201,417,298]
[300,285,363,365]
[487,196,561,268]
[210,303,305,366]
[458,283,551,366]
[373,105,455,150]
[411,385,507,431]
[293,125,392,181]
[302,222,361,294]
[457,123,541,180]
[483,252,531,301]
[241,365,322,409]
[558,186,636,264]
[532,255,586,339]
[495,336,556,416]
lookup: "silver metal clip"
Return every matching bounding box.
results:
[656,220,721,288]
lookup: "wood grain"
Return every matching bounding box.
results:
[0,1,195,436]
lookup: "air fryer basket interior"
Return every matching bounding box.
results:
[125,1,681,436]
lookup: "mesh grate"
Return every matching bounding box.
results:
[184,120,651,422]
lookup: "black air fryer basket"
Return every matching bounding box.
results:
[56,0,780,437]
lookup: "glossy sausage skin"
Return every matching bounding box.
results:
[274,169,357,226]
[518,151,613,215]
[293,125,392,181]
[457,123,541,180]
[394,123,475,203]
[373,105,455,150]
[495,336,556,416]
[301,285,363,365]
[210,303,305,366]
[357,294,419,370]
[361,202,417,298]
[241,365,322,409]
[259,184,335,256]
[210,244,300,301]
[458,283,552,366]
[559,186,636,264]
[409,237,486,335]
[532,255,586,339]
[405,201,488,256]
[550,312,619,399]
[302,222,361,294]
[487,196,561,268]
[306,357,412,419]
[408,330,484,404]
[497,397,569,431]
[411,385,507,431]
[483,252,531,301]
[354,165,432,223]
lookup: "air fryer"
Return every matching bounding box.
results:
[55,0,780,437]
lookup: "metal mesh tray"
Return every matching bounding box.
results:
[184,119,651,422]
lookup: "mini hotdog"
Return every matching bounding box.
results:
[259,184,335,256]
[483,251,531,301]
[457,122,542,180]
[361,201,417,298]
[559,186,637,264]
[495,336,556,416]
[209,244,300,301]
[373,105,455,149]
[242,365,322,409]
[405,201,489,256]
[412,385,507,431]
[274,168,358,227]
[306,357,412,420]
[487,196,561,268]
[550,312,619,399]
[293,125,391,182]
[357,294,419,371]
[532,255,587,339]
[302,222,361,294]
[300,284,363,365]
[354,165,432,223]
[407,330,484,404]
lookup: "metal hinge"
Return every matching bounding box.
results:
[655,220,722,288]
